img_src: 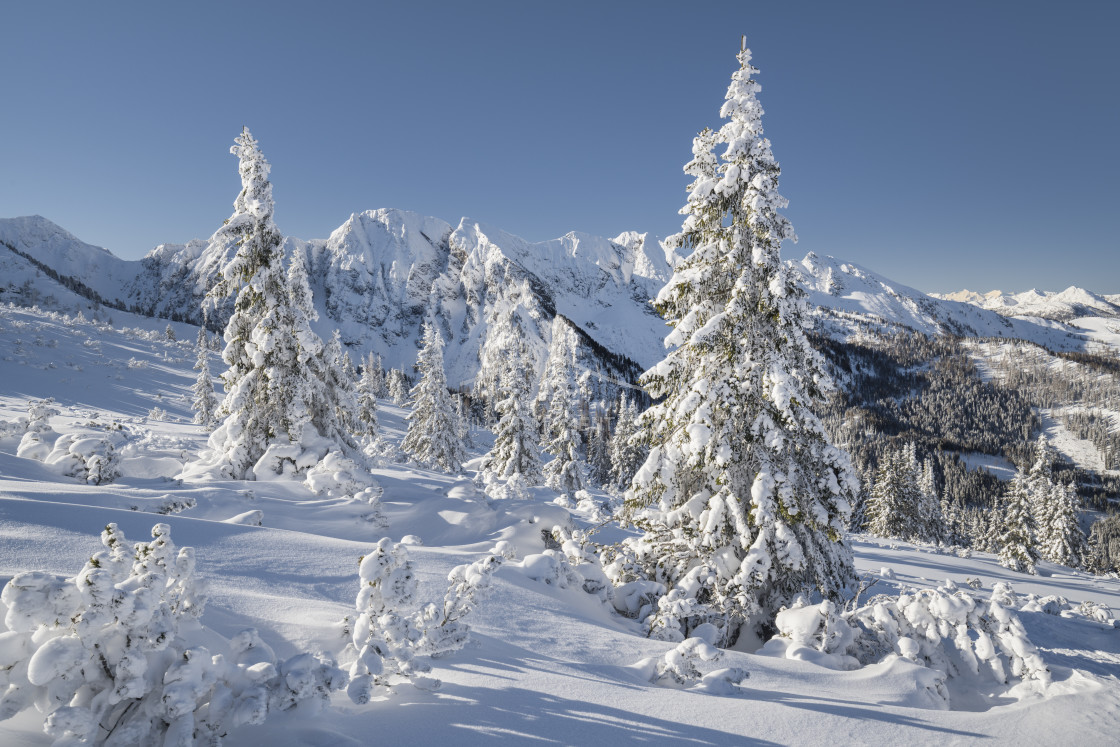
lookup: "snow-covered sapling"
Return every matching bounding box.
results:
[401,321,466,473]
[343,538,504,704]
[640,636,749,692]
[16,398,60,461]
[0,522,345,745]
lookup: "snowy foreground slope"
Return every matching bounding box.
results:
[1,306,1119,745]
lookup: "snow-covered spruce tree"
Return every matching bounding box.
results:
[615,44,857,645]
[575,371,595,456]
[1038,480,1088,568]
[586,410,613,488]
[1087,514,1120,573]
[865,444,940,543]
[192,327,219,428]
[542,380,587,495]
[484,340,544,483]
[998,469,1041,574]
[204,128,354,479]
[387,369,409,406]
[916,452,944,543]
[455,394,473,449]
[401,322,466,472]
[1020,435,1086,568]
[356,352,381,436]
[608,396,646,491]
[865,448,919,541]
[370,353,387,397]
[940,493,965,547]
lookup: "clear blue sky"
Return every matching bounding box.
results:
[2,1,1117,293]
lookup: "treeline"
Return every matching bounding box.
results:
[814,326,1120,521]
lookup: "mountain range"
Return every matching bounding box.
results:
[932,287,1120,322]
[2,213,1117,397]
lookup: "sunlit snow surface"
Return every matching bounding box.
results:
[1,304,1118,745]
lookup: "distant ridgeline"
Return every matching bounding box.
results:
[0,239,166,320]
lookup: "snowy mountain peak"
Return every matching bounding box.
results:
[0,215,136,304]
[0,215,93,251]
[788,252,1103,351]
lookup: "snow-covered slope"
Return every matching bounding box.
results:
[1,303,1118,745]
[0,216,140,308]
[789,253,1091,351]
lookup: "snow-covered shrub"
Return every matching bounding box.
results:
[342,539,503,704]
[0,416,26,440]
[484,472,532,502]
[250,443,315,481]
[773,600,859,668]
[1077,600,1116,625]
[772,582,1050,707]
[0,523,345,744]
[151,494,197,516]
[412,553,504,659]
[549,525,614,602]
[637,637,749,692]
[304,450,379,500]
[147,406,169,422]
[989,581,1018,608]
[44,433,122,485]
[513,551,583,589]
[1020,594,1069,616]
[224,510,264,526]
[15,398,59,461]
[304,452,384,525]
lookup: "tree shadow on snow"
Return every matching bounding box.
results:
[432,684,784,745]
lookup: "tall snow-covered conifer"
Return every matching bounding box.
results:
[865,443,940,543]
[617,43,857,644]
[998,469,1040,574]
[192,327,219,428]
[587,409,613,488]
[1039,481,1087,568]
[205,127,353,478]
[542,382,586,495]
[484,341,543,483]
[608,396,645,491]
[357,352,381,436]
[387,370,409,405]
[323,328,360,438]
[402,322,465,472]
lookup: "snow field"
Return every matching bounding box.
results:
[0,305,1118,744]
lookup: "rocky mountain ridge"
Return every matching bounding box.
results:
[3,214,1117,400]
